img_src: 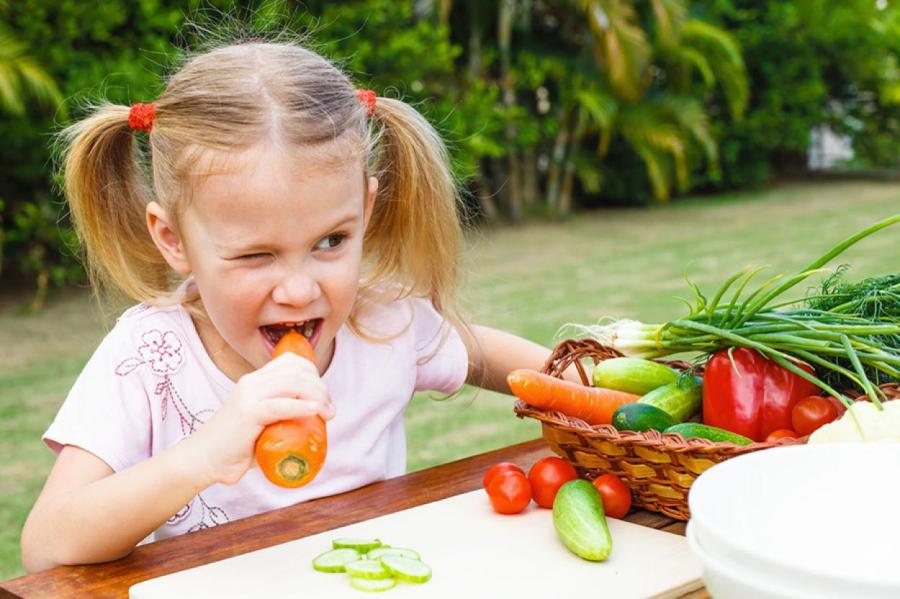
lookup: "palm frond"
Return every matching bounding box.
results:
[681,19,748,119]
[620,107,691,197]
[0,24,63,116]
[658,96,717,165]
[632,143,672,200]
[649,0,686,48]
[671,46,714,88]
[575,87,619,155]
[580,0,651,103]
[15,57,65,114]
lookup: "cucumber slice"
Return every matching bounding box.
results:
[366,547,420,561]
[344,559,390,580]
[312,548,361,573]
[333,538,383,553]
[350,577,397,592]
[379,556,432,583]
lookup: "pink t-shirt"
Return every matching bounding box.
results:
[43,293,468,542]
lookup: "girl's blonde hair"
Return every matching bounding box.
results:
[60,41,474,358]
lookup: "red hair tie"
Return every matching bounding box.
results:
[356,89,376,117]
[128,102,156,132]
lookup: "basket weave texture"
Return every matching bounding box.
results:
[514,338,900,521]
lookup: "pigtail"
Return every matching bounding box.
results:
[362,97,481,376]
[364,97,463,310]
[59,104,170,305]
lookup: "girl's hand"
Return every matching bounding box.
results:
[186,353,335,486]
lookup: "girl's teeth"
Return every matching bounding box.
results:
[264,320,317,343]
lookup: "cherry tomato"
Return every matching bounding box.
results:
[527,457,578,508]
[482,462,525,490]
[591,473,632,519]
[824,395,848,417]
[791,395,839,436]
[765,429,798,443]
[485,470,532,514]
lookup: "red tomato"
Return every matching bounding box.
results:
[791,395,839,436]
[527,457,578,508]
[591,473,632,519]
[482,462,525,490]
[824,395,848,417]
[485,470,532,514]
[765,429,797,443]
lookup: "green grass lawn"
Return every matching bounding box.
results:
[1,180,898,579]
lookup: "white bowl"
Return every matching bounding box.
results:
[687,443,900,598]
[686,521,809,599]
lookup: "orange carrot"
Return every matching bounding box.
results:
[255,331,327,488]
[507,369,639,425]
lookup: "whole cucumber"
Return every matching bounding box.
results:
[552,479,612,561]
[665,422,753,445]
[612,402,676,432]
[639,376,702,423]
[592,358,679,395]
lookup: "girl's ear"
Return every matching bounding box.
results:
[363,176,379,230]
[146,202,191,275]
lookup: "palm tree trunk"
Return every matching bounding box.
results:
[558,108,587,217]
[522,148,538,207]
[498,0,522,223]
[546,108,572,213]
[473,175,499,222]
[467,2,482,78]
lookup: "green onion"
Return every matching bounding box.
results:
[566,215,900,409]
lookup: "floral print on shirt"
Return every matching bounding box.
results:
[115,324,230,532]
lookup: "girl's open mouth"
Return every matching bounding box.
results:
[260,319,322,354]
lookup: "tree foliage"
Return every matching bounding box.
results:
[0,0,897,304]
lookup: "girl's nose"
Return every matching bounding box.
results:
[272,270,322,307]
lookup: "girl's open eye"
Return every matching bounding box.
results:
[315,233,347,251]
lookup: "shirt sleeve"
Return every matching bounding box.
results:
[43,320,153,473]
[411,297,469,393]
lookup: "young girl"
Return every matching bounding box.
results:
[20,40,564,572]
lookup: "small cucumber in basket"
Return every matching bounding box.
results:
[592,357,680,395]
[612,402,676,432]
[665,423,753,445]
[638,376,702,423]
[552,479,612,561]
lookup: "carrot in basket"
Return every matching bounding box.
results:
[507,369,639,425]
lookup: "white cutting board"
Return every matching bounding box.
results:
[130,490,702,599]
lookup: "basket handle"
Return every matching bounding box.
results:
[541,338,698,383]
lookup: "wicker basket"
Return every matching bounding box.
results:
[514,338,900,521]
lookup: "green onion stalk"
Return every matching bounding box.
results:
[570,215,900,409]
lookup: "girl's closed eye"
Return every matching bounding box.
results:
[235,253,271,261]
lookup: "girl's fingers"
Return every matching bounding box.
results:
[257,397,335,423]
[245,362,329,400]
[261,352,319,376]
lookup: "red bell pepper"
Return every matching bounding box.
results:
[702,347,817,442]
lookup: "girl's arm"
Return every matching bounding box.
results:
[22,352,335,573]
[465,324,582,393]
[21,439,211,572]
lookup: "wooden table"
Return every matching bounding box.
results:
[0,438,709,598]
